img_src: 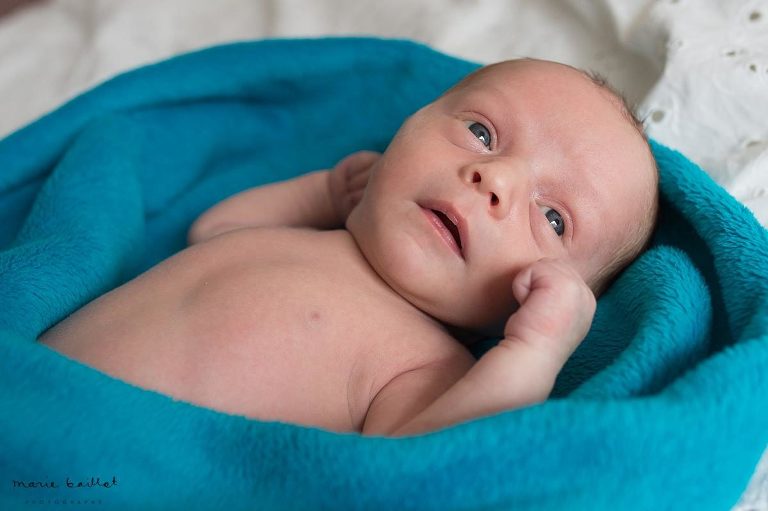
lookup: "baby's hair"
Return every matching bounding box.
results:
[581,70,647,142]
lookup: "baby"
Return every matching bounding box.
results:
[39,58,658,436]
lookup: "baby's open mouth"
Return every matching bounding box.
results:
[431,209,462,251]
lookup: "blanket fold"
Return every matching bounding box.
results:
[1,38,766,511]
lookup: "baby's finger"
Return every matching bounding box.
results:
[339,151,380,175]
[347,167,372,190]
[349,150,381,164]
[511,258,585,306]
[512,259,559,298]
[511,265,536,306]
[347,190,365,209]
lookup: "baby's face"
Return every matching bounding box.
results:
[347,59,656,334]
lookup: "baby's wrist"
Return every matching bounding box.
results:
[497,336,569,378]
[470,338,562,404]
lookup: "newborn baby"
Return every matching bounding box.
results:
[39,59,658,436]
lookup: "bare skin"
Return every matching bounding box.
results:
[39,60,656,436]
[40,224,472,432]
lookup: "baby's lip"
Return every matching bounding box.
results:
[419,199,468,259]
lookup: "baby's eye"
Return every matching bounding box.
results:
[467,122,492,148]
[544,208,565,237]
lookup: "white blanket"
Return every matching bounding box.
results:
[1,0,765,507]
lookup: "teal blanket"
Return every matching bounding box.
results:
[1,38,767,510]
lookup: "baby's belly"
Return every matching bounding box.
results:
[39,228,380,432]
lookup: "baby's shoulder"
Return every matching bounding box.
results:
[205,225,351,251]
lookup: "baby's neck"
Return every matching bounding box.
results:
[336,228,454,338]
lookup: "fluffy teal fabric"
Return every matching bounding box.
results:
[1,38,766,510]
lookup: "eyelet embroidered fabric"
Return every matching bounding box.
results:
[638,0,768,231]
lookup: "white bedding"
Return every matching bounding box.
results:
[1,0,765,507]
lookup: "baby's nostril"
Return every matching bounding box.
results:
[472,172,481,183]
[490,193,499,206]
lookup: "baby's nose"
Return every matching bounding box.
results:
[463,161,526,219]
[471,171,501,206]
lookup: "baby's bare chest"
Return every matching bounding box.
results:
[40,228,447,432]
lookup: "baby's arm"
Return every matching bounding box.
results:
[187,151,379,244]
[362,259,596,437]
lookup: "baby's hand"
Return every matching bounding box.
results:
[502,258,596,368]
[327,151,380,224]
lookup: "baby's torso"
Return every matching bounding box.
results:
[39,228,461,432]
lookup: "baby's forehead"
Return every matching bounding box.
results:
[462,59,643,132]
[453,59,632,122]
[457,59,590,92]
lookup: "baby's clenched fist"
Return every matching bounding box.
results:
[501,258,596,367]
[327,151,380,225]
